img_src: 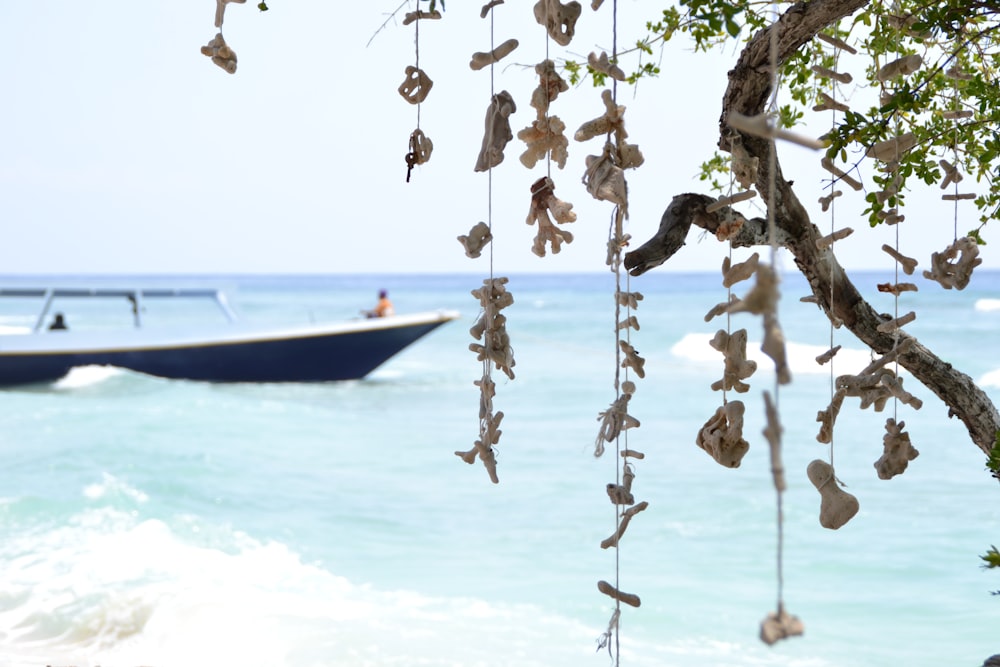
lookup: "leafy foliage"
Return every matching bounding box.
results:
[603,0,1000,243]
[984,545,1000,569]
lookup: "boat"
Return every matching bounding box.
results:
[0,287,459,386]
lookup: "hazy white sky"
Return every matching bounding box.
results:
[0,1,994,275]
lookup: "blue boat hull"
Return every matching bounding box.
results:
[0,318,454,386]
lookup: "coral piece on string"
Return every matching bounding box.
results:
[474,91,517,172]
[398,66,434,104]
[807,459,859,530]
[533,0,582,46]
[201,33,238,73]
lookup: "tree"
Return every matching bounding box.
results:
[614,0,1000,461]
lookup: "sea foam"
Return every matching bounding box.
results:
[672,332,873,375]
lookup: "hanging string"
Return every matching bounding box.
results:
[611,3,624,660]
[825,34,843,471]
[414,14,421,131]
[767,0,783,609]
[887,1,904,422]
[488,7,495,280]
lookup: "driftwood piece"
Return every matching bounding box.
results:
[762,391,786,492]
[600,501,649,549]
[597,580,641,607]
[470,38,519,71]
[876,310,916,333]
[705,295,740,322]
[876,54,922,81]
[881,244,918,274]
[403,9,442,24]
[877,282,918,295]
[480,0,505,18]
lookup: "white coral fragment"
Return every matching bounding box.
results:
[727,264,791,385]
[201,33,238,74]
[526,176,576,257]
[474,90,517,172]
[458,221,493,259]
[709,329,757,393]
[532,0,582,46]
[583,145,629,211]
[923,236,982,290]
[618,340,645,379]
[696,400,750,468]
[875,418,919,479]
[518,116,569,169]
[469,277,516,379]
[760,607,804,645]
[470,37,519,71]
[588,51,625,81]
[398,66,433,104]
[807,459,859,530]
[595,381,640,457]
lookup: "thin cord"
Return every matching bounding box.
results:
[767,0,785,615]
[488,5,495,278]
[611,1,623,661]
[827,37,841,470]
[414,12,421,130]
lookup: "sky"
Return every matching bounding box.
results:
[0,1,995,276]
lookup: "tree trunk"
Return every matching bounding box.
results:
[625,0,1000,457]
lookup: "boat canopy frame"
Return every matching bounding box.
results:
[0,287,239,332]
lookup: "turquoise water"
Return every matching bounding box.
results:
[0,270,998,667]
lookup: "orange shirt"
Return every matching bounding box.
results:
[373,297,394,317]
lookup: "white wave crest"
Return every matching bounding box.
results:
[83,472,149,504]
[0,511,612,667]
[672,332,875,375]
[53,364,124,390]
[974,298,1000,312]
[980,368,1000,388]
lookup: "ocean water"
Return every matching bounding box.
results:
[0,269,998,667]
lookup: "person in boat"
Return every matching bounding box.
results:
[48,313,68,331]
[366,290,395,318]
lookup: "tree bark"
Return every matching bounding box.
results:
[625,0,1000,457]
